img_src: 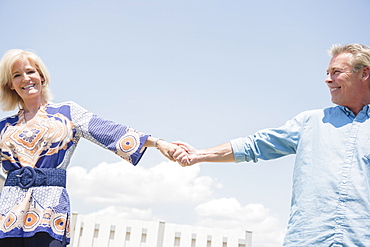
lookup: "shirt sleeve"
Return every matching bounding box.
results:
[230,111,307,163]
[69,101,149,165]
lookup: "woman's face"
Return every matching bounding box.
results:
[9,58,44,103]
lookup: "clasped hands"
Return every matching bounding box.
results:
[157,140,197,167]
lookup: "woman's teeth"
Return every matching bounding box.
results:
[23,84,35,89]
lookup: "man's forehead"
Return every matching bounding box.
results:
[327,53,352,71]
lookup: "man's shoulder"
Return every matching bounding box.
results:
[296,108,326,118]
[299,106,339,116]
[292,106,339,123]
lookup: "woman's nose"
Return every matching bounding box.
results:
[22,73,31,82]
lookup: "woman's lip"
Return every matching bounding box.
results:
[22,83,36,90]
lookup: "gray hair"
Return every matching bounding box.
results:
[328,43,370,73]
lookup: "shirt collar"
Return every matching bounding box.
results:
[338,105,370,119]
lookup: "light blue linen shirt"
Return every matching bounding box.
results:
[231,105,370,246]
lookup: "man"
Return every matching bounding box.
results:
[171,44,370,246]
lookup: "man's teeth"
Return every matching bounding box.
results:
[331,87,340,92]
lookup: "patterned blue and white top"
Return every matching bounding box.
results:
[0,101,149,243]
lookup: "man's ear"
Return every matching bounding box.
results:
[362,66,370,81]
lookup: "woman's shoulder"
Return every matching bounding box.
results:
[47,101,79,107]
[0,111,19,129]
[46,101,93,121]
[44,101,86,118]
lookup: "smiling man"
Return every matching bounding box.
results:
[326,48,370,115]
[171,44,370,246]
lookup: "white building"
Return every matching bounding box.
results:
[70,213,252,247]
[0,173,253,246]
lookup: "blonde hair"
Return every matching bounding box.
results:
[0,49,53,111]
[328,43,370,73]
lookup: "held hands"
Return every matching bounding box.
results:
[170,141,199,167]
[155,140,190,166]
[155,139,197,167]
[155,138,233,166]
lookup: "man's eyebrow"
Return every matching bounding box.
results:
[326,67,341,73]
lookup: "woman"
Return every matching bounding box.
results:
[0,49,184,246]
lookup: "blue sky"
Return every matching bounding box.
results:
[1,0,370,246]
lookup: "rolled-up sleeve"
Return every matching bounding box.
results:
[230,112,306,163]
[231,137,255,163]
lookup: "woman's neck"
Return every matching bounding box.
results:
[23,98,47,114]
[22,99,47,122]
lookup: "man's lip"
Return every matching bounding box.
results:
[330,87,341,92]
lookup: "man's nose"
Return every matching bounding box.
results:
[325,74,332,84]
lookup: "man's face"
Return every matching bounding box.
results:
[325,53,368,113]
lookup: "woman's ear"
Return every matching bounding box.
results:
[8,82,14,90]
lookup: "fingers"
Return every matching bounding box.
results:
[172,141,192,152]
[158,140,196,167]
[158,142,189,165]
[171,145,190,166]
[156,141,175,161]
[170,146,184,159]
[166,144,179,162]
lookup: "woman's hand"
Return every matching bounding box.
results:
[146,137,190,165]
[156,140,181,162]
[170,141,198,166]
[170,141,235,166]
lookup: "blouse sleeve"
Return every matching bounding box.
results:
[69,101,149,165]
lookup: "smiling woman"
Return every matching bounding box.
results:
[0,49,187,247]
[9,59,49,122]
[0,50,52,113]
[11,59,43,95]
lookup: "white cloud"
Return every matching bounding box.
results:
[84,205,156,221]
[67,160,219,207]
[195,198,286,247]
[68,161,286,247]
